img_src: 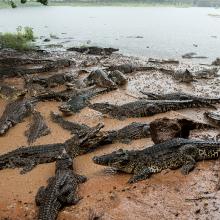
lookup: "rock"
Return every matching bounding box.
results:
[182,52,207,59]
[150,118,183,144]
[43,38,51,42]
[67,46,119,55]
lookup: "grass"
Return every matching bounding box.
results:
[0,26,35,50]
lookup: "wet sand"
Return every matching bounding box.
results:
[0,52,220,219]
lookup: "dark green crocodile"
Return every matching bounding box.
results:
[0,123,103,173]
[36,150,86,220]
[25,111,51,144]
[89,100,214,119]
[0,99,34,135]
[140,91,220,105]
[93,138,220,183]
[51,112,150,144]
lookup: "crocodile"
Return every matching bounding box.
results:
[89,100,214,119]
[84,69,117,89]
[67,46,119,55]
[0,123,103,173]
[106,64,173,75]
[51,113,150,144]
[108,70,127,86]
[27,73,76,88]
[36,150,86,220]
[103,122,151,144]
[0,57,54,67]
[0,99,34,135]
[93,138,220,183]
[0,84,26,100]
[140,91,220,105]
[25,111,51,144]
[0,59,72,79]
[204,111,220,127]
[50,111,92,136]
[172,68,195,83]
[59,87,109,115]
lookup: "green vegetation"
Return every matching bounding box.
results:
[0,26,35,50]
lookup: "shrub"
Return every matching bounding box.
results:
[0,26,35,50]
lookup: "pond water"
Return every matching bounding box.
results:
[0,6,220,62]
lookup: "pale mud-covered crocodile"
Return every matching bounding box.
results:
[89,100,214,119]
[25,111,51,144]
[140,91,220,105]
[0,99,34,135]
[67,46,119,55]
[0,84,27,100]
[84,69,117,89]
[51,112,150,144]
[0,123,103,173]
[36,150,86,220]
[84,69,127,89]
[93,138,220,183]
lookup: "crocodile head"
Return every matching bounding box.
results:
[56,149,73,172]
[65,123,104,157]
[89,102,115,114]
[93,149,136,173]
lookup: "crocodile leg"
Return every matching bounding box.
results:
[74,174,87,183]
[179,145,198,175]
[35,186,46,206]
[18,158,38,174]
[128,167,159,184]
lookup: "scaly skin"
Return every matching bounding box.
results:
[0,59,72,78]
[0,84,26,100]
[0,99,34,135]
[204,111,220,126]
[89,100,214,119]
[29,73,76,88]
[50,112,91,136]
[59,87,109,115]
[106,64,173,74]
[141,91,220,105]
[36,150,87,220]
[25,111,51,144]
[84,69,117,89]
[0,123,104,174]
[93,138,220,183]
[51,113,150,144]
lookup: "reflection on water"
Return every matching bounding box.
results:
[0,6,220,62]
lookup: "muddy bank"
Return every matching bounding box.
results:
[0,49,220,219]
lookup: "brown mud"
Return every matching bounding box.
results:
[0,51,220,220]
